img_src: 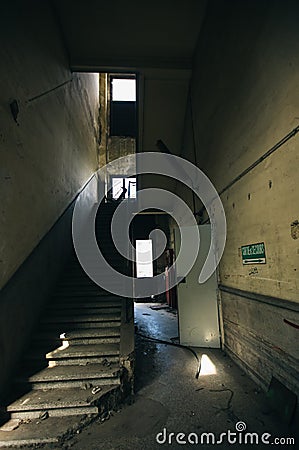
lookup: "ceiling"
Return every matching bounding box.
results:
[53,0,207,71]
[52,0,207,196]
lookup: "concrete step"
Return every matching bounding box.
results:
[44,306,121,316]
[0,229,128,427]
[61,327,120,339]
[66,258,114,266]
[48,300,122,309]
[65,263,129,274]
[59,276,96,285]
[10,405,97,419]
[55,278,103,286]
[41,312,121,324]
[24,353,120,366]
[33,337,120,347]
[0,415,93,446]
[45,343,120,359]
[54,288,104,296]
[16,363,121,389]
[34,327,120,346]
[24,343,120,366]
[56,284,102,292]
[52,293,122,302]
[53,290,112,298]
[39,319,121,330]
[6,384,119,420]
[35,327,120,341]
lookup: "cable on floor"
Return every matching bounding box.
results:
[135,331,202,379]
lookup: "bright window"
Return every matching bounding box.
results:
[112,78,136,101]
[112,177,136,199]
[110,76,137,137]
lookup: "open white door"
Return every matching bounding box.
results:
[175,225,220,348]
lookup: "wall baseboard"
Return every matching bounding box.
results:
[219,284,299,313]
[219,285,299,421]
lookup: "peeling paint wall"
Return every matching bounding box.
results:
[190,0,299,302]
[180,0,299,406]
[107,137,136,165]
[98,73,108,168]
[0,0,99,290]
[0,1,99,394]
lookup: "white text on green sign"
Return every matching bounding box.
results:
[241,243,266,264]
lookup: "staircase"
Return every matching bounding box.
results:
[3,202,133,425]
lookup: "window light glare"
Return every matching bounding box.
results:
[112,78,136,101]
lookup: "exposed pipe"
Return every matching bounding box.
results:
[27,78,73,103]
[196,124,299,219]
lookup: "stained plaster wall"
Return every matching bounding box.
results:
[138,68,191,214]
[0,0,99,395]
[178,0,299,407]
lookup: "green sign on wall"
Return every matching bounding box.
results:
[241,242,266,264]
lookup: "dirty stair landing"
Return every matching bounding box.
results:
[0,203,130,446]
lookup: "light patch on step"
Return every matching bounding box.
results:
[199,354,217,376]
[48,361,57,368]
[46,341,69,358]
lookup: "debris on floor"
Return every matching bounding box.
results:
[91,387,102,395]
[0,419,20,432]
[149,305,169,310]
[38,411,49,422]
[1,303,296,449]
[58,303,295,450]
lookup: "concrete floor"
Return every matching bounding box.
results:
[57,302,296,450]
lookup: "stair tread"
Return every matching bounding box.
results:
[0,415,92,446]
[17,362,121,383]
[63,327,120,339]
[46,343,120,359]
[7,385,118,412]
[49,301,122,308]
[25,343,120,362]
[38,321,121,331]
[53,291,116,298]
[41,313,121,323]
[3,223,127,423]
[35,327,120,340]
[54,289,104,295]
[52,293,125,304]
[44,307,121,316]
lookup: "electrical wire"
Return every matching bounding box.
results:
[136,331,202,378]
